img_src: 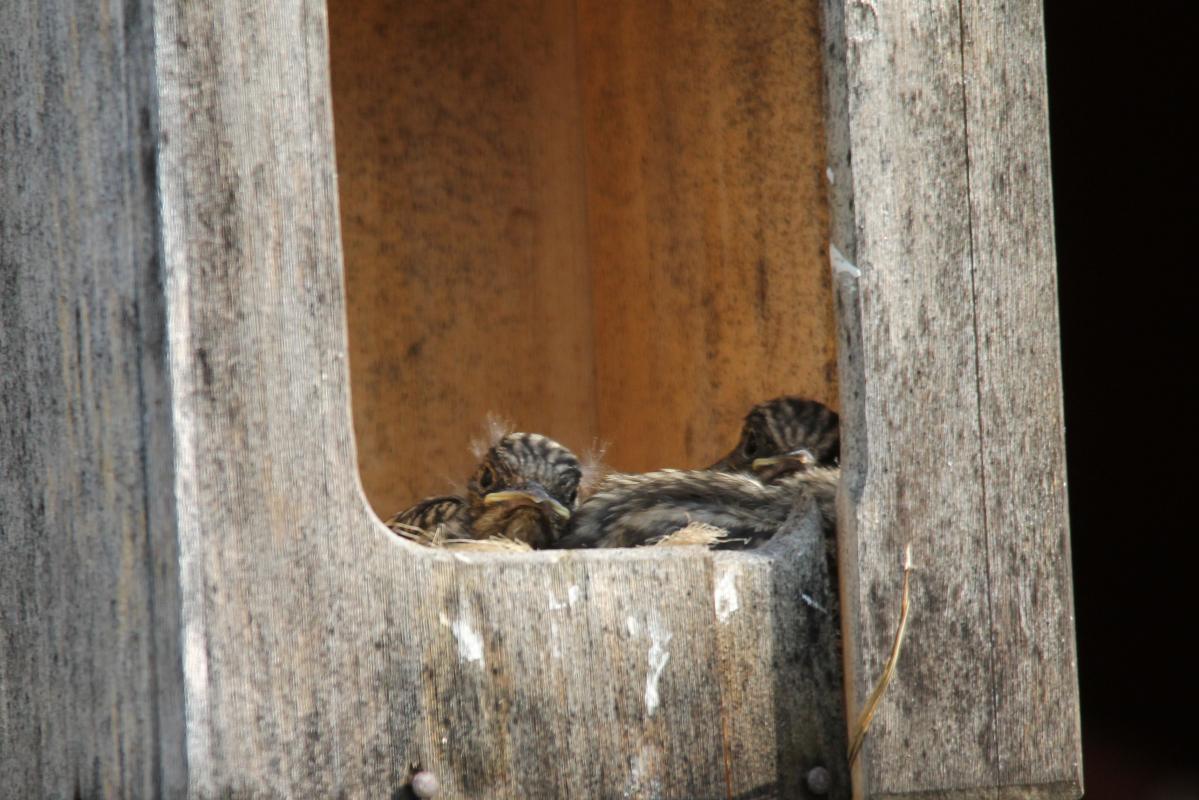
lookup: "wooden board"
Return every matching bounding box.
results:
[0,0,1080,796]
[2,0,850,797]
[0,1,179,796]
[822,0,1082,796]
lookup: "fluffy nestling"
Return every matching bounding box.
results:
[555,467,837,549]
[555,395,840,549]
[387,431,582,549]
[709,395,839,482]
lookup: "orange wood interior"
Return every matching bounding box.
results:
[328,0,836,517]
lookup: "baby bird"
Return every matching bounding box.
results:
[709,395,840,483]
[556,396,840,549]
[387,432,582,549]
[555,467,837,549]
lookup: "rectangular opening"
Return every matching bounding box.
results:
[328,0,836,520]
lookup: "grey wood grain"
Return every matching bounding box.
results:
[821,0,1082,797]
[959,2,1082,794]
[0,1,179,798]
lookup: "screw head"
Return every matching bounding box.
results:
[805,765,831,795]
[411,770,440,798]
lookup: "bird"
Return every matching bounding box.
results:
[708,395,840,483]
[387,432,582,549]
[555,396,841,549]
[554,466,837,549]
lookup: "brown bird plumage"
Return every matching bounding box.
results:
[556,396,841,549]
[556,467,837,549]
[387,432,582,549]
[709,395,840,482]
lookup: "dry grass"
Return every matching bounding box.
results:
[390,522,534,552]
[442,535,533,553]
[848,543,915,767]
[650,521,730,548]
[388,521,449,548]
[577,439,612,501]
[394,518,729,552]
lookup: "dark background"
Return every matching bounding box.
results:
[1044,2,1195,797]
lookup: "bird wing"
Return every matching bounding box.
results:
[557,468,840,549]
[556,470,781,548]
[385,495,467,542]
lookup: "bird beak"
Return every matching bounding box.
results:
[751,449,816,473]
[483,484,572,520]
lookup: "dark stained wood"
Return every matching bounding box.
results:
[328,0,598,515]
[579,0,839,474]
[330,0,839,521]
[822,0,1082,796]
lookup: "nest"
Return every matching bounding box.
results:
[389,521,535,552]
[391,519,730,552]
[649,521,731,548]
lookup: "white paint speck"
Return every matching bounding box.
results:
[830,244,862,279]
[626,616,641,638]
[826,166,836,184]
[801,593,828,614]
[548,584,582,611]
[448,614,485,667]
[714,568,741,623]
[644,622,673,716]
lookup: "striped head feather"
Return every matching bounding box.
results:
[710,396,840,479]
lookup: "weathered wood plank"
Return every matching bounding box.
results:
[757,510,853,800]
[959,1,1082,794]
[0,1,179,797]
[822,0,1081,796]
[825,0,997,794]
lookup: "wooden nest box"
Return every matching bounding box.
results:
[0,0,1081,798]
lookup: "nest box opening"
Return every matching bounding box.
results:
[327,0,838,527]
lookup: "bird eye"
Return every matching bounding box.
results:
[478,467,496,490]
[566,487,578,506]
[742,432,761,459]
